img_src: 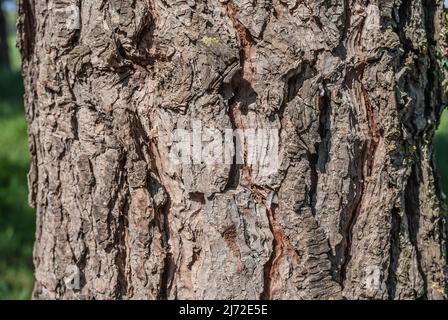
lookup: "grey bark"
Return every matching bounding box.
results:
[18,0,447,300]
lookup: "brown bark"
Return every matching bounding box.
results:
[18,0,447,299]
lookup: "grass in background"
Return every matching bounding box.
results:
[0,28,35,299]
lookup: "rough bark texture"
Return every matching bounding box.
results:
[18,0,447,299]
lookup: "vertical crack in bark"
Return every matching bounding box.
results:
[146,132,174,299]
[147,128,175,299]
[340,147,364,285]
[138,1,175,298]
[225,94,243,188]
[361,78,381,176]
[17,0,36,61]
[396,0,414,58]
[226,1,255,84]
[336,0,383,287]
[260,203,289,300]
[404,164,428,298]
[308,85,331,216]
[307,151,319,216]
[386,206,401,299]
[157,196,174,300]
[341,65,381,284]
[156,201,174,300]
[106,152,130,299]
[422,0,439,119]
[224,1,258,187]
[225,2,289,299]
[159,253,174,299]
[115,188,130,299]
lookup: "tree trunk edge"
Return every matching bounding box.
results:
[17,0,448,300]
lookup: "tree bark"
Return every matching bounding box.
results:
[0,0,10,70]
[18,0,447,300]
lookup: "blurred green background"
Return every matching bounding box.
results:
[0,0,35,300]
[0,1,447,300]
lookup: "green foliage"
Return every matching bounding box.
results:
[435,110,448,196]
[0,23,34,300]
[0,37,22,116]
[434,109,448,297]
[8,35,21,71]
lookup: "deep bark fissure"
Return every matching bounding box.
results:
[317,85,331,149]
[158,250,174,300]
[307,151,319,216]
[310,85,331,214]
[226,1,256,80]
[396,0,416,58]
[341,82,381,285]
[339,1,384,285]
[225,1,258,187]
[404,164,428,299]
[115,192,130,299]
[17,0,36,60]
[151,155,174,300]
[422,0,443,120]
[223,6,287,296]
[146,105,175,300]
[105,151,130,298]
[260,203,290,300]
[340,148,364,285]
[386,206,402,299]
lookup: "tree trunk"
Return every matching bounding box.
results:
[18,0,447,300]
[0,0,10,70]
